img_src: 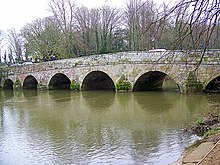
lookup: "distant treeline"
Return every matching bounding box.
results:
[0,0,219,63]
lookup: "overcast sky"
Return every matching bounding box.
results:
[0,0,168,31]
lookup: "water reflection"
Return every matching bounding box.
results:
[0,90,217,164]
[1,90,14,101]
[186,94,209,113]
[23,89,38,99]
[49,90,72,102]
[206,93,220,103]
[82,91,115,112]
[133,91,178,112]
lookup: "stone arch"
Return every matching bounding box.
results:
[204,75,220,92]
[82,71,115,91]
[23,75,38,89]
[48,73,71,90]
[3,79,14,90]
[133,71,179,92]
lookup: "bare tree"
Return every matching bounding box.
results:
[74,6,96,55]
[7,29,24,63]
[0,30,5,63]
[100,5,122,53]
[48,0,75,32]
[162,0,220,66]
[90,8,102,54]
[74,5,121,55]
[48,0,79,57]
[21,17,73,60]
[123,0,157,50]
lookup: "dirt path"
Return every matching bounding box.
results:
[172,133,220,165]
[198,140,220,165]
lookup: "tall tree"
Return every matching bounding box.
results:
[0,30,5,63]
[99,5,121,53]
[112,27,129,51]
[7,29,24,63]
[74,6,97,55]
[21,17,65,61]
[74,5,121,55]
[124,0,157,50]
[162,0,220,67]
[49,0,75,32]
[49,0,78,58]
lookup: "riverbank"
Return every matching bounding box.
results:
[172,110,220,164]
[172,133,220,164]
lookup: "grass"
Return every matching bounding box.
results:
[203,127,220,138]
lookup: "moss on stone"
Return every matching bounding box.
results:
[75,60,83,66]
[181,57,188,62]
[116,75,132,91]
[204,57,210,62]
[14,79,21,89]
[70,80,80,91]
[119,59,129,63]
[37,81,47,90]
[196,57,201,62]
[186,71,204,93]
[130,68,141,77]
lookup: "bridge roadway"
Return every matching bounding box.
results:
[2,50,220,93]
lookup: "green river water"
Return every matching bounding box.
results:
[0,90,219,165]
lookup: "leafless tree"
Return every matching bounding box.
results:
[74,6,97,55]
[0,30,5,63]
[48,0,79,57]
[7,29,24,63]
[123,0,157,50]
[22,17,74,60]
[48,0,75,32]
[74,5,121,55]
[100,5,122,53]
[162,0,220,67]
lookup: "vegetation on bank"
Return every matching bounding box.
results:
[191,113,220,137]
[186,100,220,139]
[178,108,220,164]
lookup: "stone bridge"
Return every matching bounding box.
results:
[2,50,220,93]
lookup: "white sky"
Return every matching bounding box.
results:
[0,0,169,31]
[0,0,50,30]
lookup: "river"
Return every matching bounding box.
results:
[0,90,219,165]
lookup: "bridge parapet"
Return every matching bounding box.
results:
[7,50,220,75]
[6,50,197,75]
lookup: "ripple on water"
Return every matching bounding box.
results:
[0,91,214,164]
